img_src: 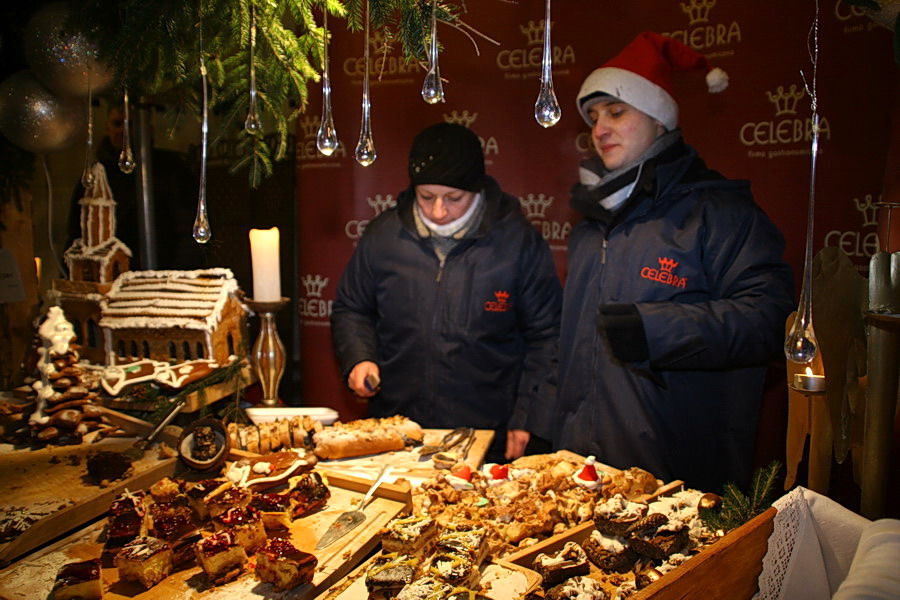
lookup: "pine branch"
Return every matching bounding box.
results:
[699,461,783,533]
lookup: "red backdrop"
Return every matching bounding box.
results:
[296,0,896,424]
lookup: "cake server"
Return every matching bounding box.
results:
[315,463,393,550]
[123,396,187,461]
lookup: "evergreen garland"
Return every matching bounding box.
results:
[69,0,472,187]
[699,461,783,532]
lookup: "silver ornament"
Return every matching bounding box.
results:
[0,71,87,154]
[23,1,113,98]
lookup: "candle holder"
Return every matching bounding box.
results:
[247,297,288,406]
[791,372,826,394]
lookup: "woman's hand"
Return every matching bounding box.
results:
[506,429,531,460]
[348,361,380,398]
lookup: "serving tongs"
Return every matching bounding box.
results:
[418,426,471,458]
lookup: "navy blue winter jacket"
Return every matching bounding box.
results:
[555,141,795,492]
[331,176,562,438]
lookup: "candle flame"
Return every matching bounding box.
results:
[805,366,814,376]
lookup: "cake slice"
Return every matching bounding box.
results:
[435,524,489,566]
[365,552,419,595]
[546,575,609,600]
[250,490,295,530]
[532,541,591,587]
[445,588,492,600]
[114,536,173,589]
[429,552,478,588]
[395,576,453,600]
[51,558,103,600]
[593,494,648,536]
[184,478,225,522]
[106,490,149,549]
[148,497,196,541]
[207,485,251,519]
[212,506,267,554]
[380,514,439,557]
[289,471,330,518]
[148,477,182,503]
[255,537,317,591]
[194,530,248,585]
[581,530,637,573]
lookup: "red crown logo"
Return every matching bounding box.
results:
[494,291,510,302]
[658,257,679,272]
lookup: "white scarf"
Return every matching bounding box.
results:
[417,192,483,237]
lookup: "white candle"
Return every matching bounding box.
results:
[249,227,281,302]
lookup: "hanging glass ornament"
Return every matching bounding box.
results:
[193,16,212,244]
[354,0,376,166]
[316,8,338,156]
[421,0,444,104]
[80,71,95,188]
[118,89,136,173]
[534,0,561,127]
[785,5,822,364]
[244,4,262,133]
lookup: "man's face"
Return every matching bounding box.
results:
[415,184,477,225]
[586,98,665,171]
[106,108,126,150]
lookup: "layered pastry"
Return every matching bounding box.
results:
[184,479,225,522]
[114,536,173,589]
[194,530,248,584]
[429,552,478,588]
[51,558,103,600]
[532,540,590,587]
[212,505,267,553]
[546,575,609,600]
[289,471,330,518]
[365,552,419,595]
[380,514,439,557]
[435,523,488,566]
[250,490,295,530]
[149,477,182,503]
[255,537,318,591]
[106,490,148,549]
[625,513,689,561]
[148,497,195,541]
[593,494,648,536]
[207,485,251,520]
[581,530,638,573]
[395,576,453,600]
[312,415,424,460]
[445,588,492,600]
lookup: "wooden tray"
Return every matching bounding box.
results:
[0,470,412,599]
[0,410,180,567]
[503,508,776,600]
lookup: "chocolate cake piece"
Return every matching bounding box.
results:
[250,490,295,530]
[212,506,267,554]
[395,576,453,600]
[106,490,148,549]
[625,513,689,561]
[532,541,590,587]
[194,530,248,585]
[255,537,317,591]
[429,552,478,588]
[593,494,648,536]
[289,471,330,518]
[183,478,225,522]
[380,514,439,556]
[207,485,251,520]
[546,576,608,600]
[149,497,196,541]
[51,558,103,600]
[581,530,637,573]
[86,451,132,484]
[365,552,419,594]
[114,535,173,589]
[435,523,488,566]
[445,587,492,600]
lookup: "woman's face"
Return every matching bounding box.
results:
[586,98,665,171]
[415,184,476,225]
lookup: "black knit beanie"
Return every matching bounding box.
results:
[408,123,486,192]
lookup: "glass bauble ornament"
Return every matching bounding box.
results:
[0,70,85,154]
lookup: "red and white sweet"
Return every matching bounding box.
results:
[572,455,602,492]
[445,465,474,491]
[481,463,510,485]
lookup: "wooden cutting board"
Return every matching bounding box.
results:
[0,471,411,600]
[0,433,178,567]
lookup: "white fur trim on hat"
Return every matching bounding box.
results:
[577,67,678,130]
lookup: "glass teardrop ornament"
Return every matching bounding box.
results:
[194,54,212,244]
[534,0,561,127]
[119,89,136,173]
[117,148,136,174]
[421,0,444,104]
[81,165,96,189]
[355,1,376,167]
[784,317,818,364]
[316,11,339,156]
[244,12,262,134]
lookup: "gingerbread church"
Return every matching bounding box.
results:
[50,162,248,368]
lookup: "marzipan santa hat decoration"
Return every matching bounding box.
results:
[576,31,729,131]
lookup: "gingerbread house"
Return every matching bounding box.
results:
[51,162,131,363]
[99,268,248,365]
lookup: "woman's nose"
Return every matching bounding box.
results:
[432,198,448,219]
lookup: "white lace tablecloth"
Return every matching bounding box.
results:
[756,486,900,599]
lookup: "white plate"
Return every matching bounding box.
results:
[245,406,339,426]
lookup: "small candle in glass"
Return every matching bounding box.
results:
[793,366,826,393]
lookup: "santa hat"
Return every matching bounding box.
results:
[576,31,729,130]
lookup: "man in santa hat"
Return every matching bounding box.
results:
[554,32,795,493]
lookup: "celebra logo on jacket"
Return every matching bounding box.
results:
[641,257,688,288]
[484,290,513,312]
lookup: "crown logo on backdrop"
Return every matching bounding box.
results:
[658,257,679,272]
[767,84,806,116]
[494,291,510,301]
[520,20,546,46]
[367,194,396,216]
[443,110,478,128]
[300,115,319,139]
[519,194,553,219]
[854,194,879,228]
[681,0,716,25]
[302,274,329,298]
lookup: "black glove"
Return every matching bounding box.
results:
[597,303,649,363]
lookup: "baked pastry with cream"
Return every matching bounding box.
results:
[533,540,590,587]
[365,552,419,594]
[114,536,173,589]
[380,514,439,557]
[255,537,317,591]
[212,506,267,554]
[194,530,248,584]
[51,559,103,600]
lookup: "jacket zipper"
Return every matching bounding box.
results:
[601,238,608,265]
